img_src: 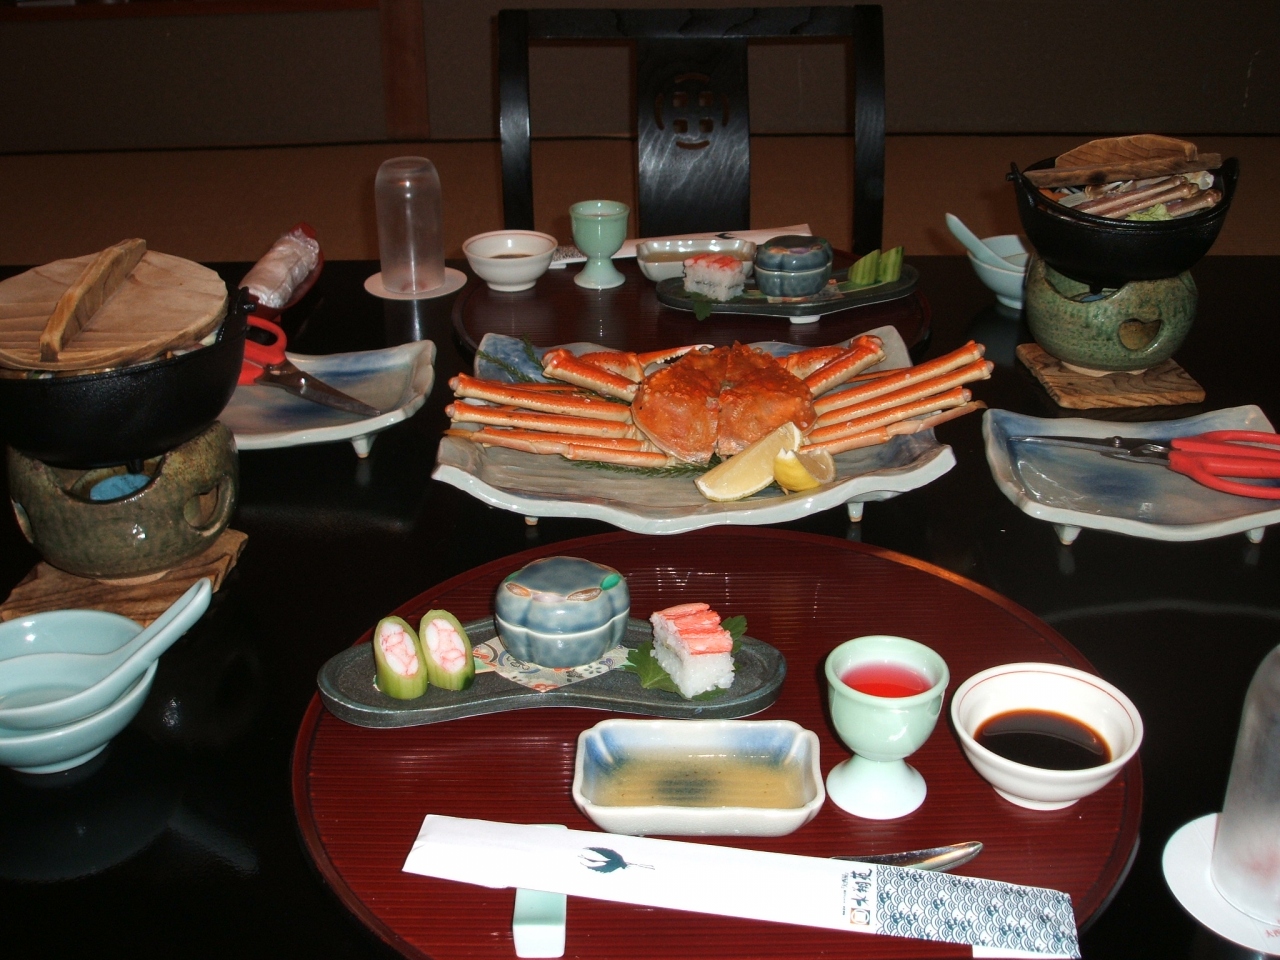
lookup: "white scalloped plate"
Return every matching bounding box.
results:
[432,326,956,535]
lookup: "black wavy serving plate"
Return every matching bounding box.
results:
[317,617,786,728]
[655,264,918,320]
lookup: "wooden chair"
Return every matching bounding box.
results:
[497,6,885,253]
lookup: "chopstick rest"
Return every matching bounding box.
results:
[512,825,567,959]
[405,815,1080,958]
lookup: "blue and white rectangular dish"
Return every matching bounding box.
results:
[572,718,824,837]
[984,405,1280,544]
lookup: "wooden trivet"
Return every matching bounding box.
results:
[0,529,246,625]
[1017,342,1205,409]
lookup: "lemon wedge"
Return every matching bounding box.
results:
[695,422,802,502]
[772,447,832,493]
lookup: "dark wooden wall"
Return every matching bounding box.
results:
[0,0,1276,153]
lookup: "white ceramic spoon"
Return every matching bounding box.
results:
[945,213,1021,271]
[0,578,212,730]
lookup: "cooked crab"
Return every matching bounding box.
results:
[446,337,991,468]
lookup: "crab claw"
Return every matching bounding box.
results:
[542,349,641,401]
[803,335,886,396]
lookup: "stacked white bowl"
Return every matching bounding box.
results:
[967,234,1030,311]
[0,581,210,774]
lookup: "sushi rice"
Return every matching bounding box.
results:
[682,253,747,301]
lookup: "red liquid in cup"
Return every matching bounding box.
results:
[840,662,933,698]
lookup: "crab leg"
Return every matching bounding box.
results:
[456,427,652,451]
[812,341,986,416]
[804,335,887,395]
[803,401,987,455]
[805,387,973,446]
[813,359,994,428]
[446,403,637,438]
[450,374,632,422]
[781,345,848,379]
[448,427,675,468]
[577,344,702,381]
[542,349,640,401]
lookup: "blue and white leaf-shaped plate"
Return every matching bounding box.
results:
[432,325,956,535]
[221,341,435,457]
[984,405,1280,545]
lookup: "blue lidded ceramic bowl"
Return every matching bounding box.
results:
[755,263,832,298]
[494,556,630,668]
[754,235,834,297]
[755,235,833,272]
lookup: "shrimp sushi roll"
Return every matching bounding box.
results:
[649,602,735,698]
[683,253,746,301]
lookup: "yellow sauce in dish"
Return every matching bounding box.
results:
[590,755,808,808]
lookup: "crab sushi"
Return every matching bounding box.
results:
[649,602,735,698]
[683,253,747,301]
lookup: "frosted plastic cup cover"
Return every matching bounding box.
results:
[376,156,445,295]
[1210,644,1280,923]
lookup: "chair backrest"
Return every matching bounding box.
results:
[498,6,885,253]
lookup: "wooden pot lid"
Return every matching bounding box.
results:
[0,246,228,372]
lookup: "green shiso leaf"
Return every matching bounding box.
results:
[692,298,714,321]
[722,615,747,641]
[621,641,681,692]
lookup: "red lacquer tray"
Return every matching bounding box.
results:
[292,529,1140,960]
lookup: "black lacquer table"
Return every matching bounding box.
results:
[1,256,1278,960]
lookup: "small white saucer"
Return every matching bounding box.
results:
[364,267,467,300]
[1163,813,1280,952]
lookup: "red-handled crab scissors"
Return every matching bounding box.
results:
[1012,430,1280,499]
[239,315,382,418]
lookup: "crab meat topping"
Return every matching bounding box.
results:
[379,620,420,676]
[424,618,469,674]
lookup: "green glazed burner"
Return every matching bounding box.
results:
[8,422,238,580]
[1024,256,1197,373]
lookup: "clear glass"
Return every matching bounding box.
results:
[1211,643,1280,922]
[375,156,444,295]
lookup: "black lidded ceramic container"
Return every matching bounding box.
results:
[0,288,248,468]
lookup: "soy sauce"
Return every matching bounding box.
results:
[975,710,1110,770]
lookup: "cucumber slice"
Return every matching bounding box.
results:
[876,245,904,283]
[372,616,429,700]
[419,609,476,691]
[848,249,880,286]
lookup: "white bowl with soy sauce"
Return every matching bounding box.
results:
[950,662,1143,810]
[463,229,558,292]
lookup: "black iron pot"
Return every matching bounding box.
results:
[1009,156,1238,289]
[0,289,248,468]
